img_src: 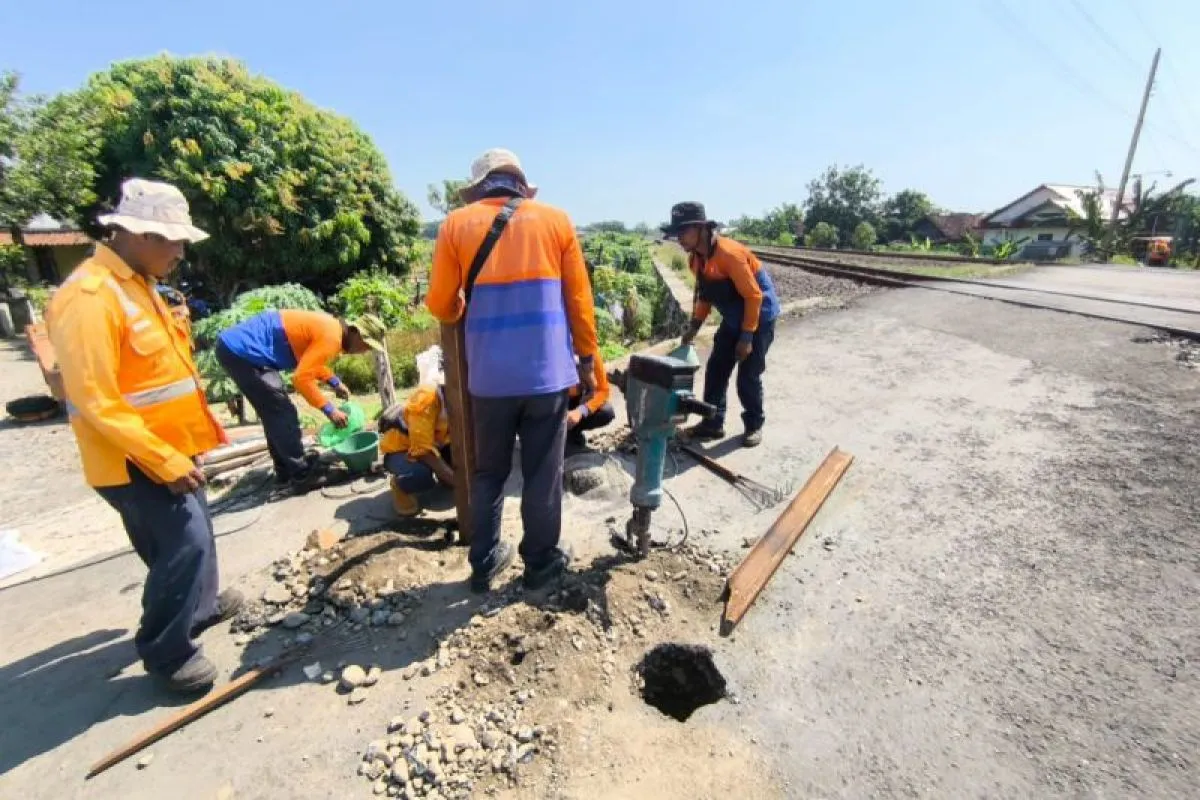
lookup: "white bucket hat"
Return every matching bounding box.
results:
[97,178,209,243]
[459,148,538,202]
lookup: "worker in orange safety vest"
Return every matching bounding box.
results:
[47,178,244,695]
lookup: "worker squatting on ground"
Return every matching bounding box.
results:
[566,352,615,449]
[665,201,781,448]
[426,148,600,593]
[213,309,387,491]
[46,178,244,694]
[379,347,455,517]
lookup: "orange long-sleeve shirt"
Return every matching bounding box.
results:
[690,236,773,333]
[426,196,598,397]
[279,310,343,410]
[48,245,225,487]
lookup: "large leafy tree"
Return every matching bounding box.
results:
[16,56,420,298]
[729,203,804,243]
[804,164,883,246]
[880,189,936,242]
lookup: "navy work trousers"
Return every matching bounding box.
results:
[469,391,568,576]
[215,340,309,480]
[97,463,219,675]
[703,318,776,433]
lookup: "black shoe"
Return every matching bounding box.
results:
[161,653,218,694]
[469,541,516,594]
[682,422,725,441]
[524,549,570,590]
[289,467,330,495]
[190,589,246,638]
[566,428,587,449]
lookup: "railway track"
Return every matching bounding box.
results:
[752,248,1200,342]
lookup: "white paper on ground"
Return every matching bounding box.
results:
[0,529,45,581]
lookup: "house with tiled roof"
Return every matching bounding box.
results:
[1,214,93,284]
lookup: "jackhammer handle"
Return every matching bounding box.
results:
[679,396,720,420]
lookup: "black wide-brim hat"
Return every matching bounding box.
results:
[661,201,721,235]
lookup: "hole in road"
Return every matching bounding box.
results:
[637,643,727,722]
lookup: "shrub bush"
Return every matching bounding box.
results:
[331,270,416,330]
[850,222,877,250]
[805,222,839,249]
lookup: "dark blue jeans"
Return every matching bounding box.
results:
[215,340,309,481]
[384,445,453,493]
[97,463,219,675]
[703,318,776,433]
[469,391,568,576]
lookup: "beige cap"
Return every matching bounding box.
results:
[98,178,209,243]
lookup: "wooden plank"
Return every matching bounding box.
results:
[441,322,474,544]
[86,664,278,779]
[373,347,397,410]
[722,447,854,633]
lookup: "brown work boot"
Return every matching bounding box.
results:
[162,653,218,694]
[390,478,421,517]
[191,589,246,638]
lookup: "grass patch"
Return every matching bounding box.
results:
[652,242,694,286]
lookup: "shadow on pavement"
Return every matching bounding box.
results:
[0,627,191,776]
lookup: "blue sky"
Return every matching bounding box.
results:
[6,0,1200,225]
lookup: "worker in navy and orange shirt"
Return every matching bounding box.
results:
[48,178,243,694]
[666,201,780,448]
[426,148,599,593]
[566,353,614,449]
[214,310,386,490]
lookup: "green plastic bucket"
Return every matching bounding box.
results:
[317,402,367,447]
[332,430,379,474]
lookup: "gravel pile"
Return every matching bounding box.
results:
[764,262,881,303]
[351,543,737,799]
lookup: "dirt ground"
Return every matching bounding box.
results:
[2,279,1198,799]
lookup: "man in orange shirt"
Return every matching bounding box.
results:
[566,353,615,449]
[48,178,239,693]
[426,148,599,593]
[379,384,454,516]
[214,310,385,490]
[666,202,780,448]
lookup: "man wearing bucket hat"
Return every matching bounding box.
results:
[663,201,780,448]
[426,148,600,593]
[47,177,242,694]
[215,309,385,491]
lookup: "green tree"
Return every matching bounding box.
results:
[880,189,936,242]
[729,203,803,243]
[20,56,420,299]
[850,221,877,250]
[804,165,883,246]
[588,220,628,233]
[427,178,468,216]
[805,221,839,249]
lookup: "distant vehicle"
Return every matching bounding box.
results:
[1130,236,1173,267]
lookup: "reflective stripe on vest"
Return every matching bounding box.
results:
[123,376,200,409]
[65,377,199,418]
[104,276,143,321]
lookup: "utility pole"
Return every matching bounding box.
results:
[1102,47,1161,262]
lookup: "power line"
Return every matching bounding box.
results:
[984,0,1133,119]
[1067,0,1140,70]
